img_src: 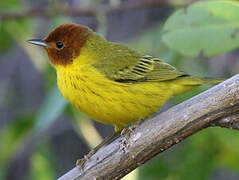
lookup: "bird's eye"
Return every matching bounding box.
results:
[56,41,64,49]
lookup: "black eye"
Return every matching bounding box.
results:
[56,41,64,49]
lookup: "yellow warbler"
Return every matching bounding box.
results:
[28,23,222,132]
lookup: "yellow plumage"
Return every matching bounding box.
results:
[55,34,219,131]
[28,23,222,132]
[57,63,175,131]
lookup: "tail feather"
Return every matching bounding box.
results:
[171,76,224,96]
[175,76,224,86]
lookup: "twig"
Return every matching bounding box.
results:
[58,74,239,180]
[0,0,171,21]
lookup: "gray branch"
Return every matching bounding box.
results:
[58,74,239,180]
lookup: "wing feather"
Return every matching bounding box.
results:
[93,43,187,83]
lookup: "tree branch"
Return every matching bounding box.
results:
[58,74,239,180]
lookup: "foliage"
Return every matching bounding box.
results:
[163,1,239,57]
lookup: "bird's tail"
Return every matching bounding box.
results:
[171,76,224,96]
[176,76,224,85]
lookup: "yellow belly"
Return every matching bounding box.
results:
[56,64,175,131]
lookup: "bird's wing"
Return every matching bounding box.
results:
[113,55,187,82]
[93,44,187,83]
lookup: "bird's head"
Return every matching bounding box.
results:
[28,23,91,66]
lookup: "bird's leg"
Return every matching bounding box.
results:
[86,131,120,157]
[120,124,138,140]
[76,131,120,168]
[121,124,138,136]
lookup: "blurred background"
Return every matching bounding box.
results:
[1,0,239,179]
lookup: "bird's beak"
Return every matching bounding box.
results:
[27,39,50,48]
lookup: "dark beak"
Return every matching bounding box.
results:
[27,39,50,48]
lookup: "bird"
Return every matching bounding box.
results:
[28,23,222,165]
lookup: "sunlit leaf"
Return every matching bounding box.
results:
[163,1,239,57]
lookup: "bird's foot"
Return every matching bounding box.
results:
[76,157,87,169]
[118,125,138,153]
[76,131,120,169]
[121,124,138,139]
[75,149,95,169]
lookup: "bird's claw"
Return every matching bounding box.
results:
[76,158,86,169]
[76,154,90,169]
[121,124,138,138]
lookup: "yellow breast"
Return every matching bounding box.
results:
[55,55,175,131]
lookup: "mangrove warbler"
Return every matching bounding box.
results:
[28,23,222,132]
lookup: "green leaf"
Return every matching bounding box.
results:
[34,86,67,134]
[0,114,34,168]
[0,0,21,10]
[0,25,14,53]
[162,0,239,57]
[30,143,57,180]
